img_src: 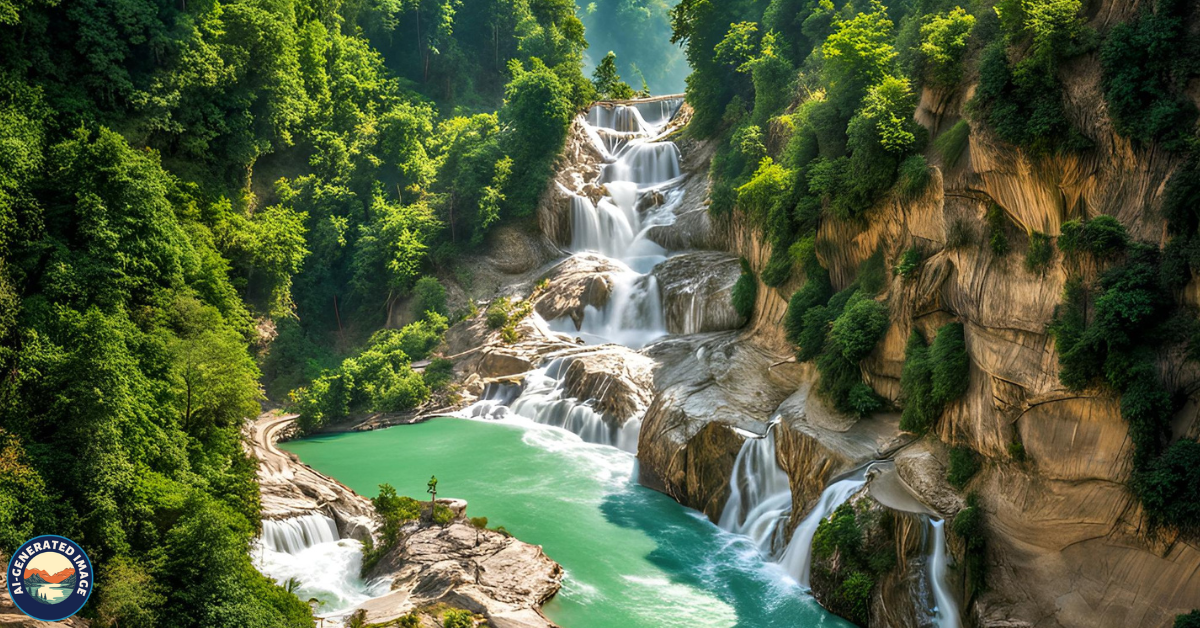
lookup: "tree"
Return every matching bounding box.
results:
[822,4,897,114]
[592,51,635,100]
[918,7,976,88]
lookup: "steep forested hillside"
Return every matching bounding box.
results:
[0,0,594,625]
[664,0,1200,624]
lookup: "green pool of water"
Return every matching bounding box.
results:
[281,417,851,628]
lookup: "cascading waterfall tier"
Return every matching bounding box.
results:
[255,514,388,622]
[717,425,793,557]
[261,513,340,554]
[462,357,642,453]
[553,98,686,346]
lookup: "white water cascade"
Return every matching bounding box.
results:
[553,99,686,346]
[717,426,793,557]
[778,472,869,588]
[255,514,389,622]
[462,358,642,453]
[928,519,961,628]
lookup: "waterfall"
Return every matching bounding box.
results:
[262,513,340,554]
[717,427,793,557]
[551,98,688,345]
[255,514,389,621]
[928,519,961,628]
[550,270,668,349]
[600,142,683,187]
[463,358,642,453]
[778,473,868,587]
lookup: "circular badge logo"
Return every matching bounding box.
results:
[6,536,93,622]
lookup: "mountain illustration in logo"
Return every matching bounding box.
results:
[23,568,75,584]
[22,558,77,604]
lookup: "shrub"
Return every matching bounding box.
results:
[1176,611,1200,628]
[432,503,455,525]
[918,8,977,88]
[848,382,884,416]
[857,248,888,296]
[946,217,976,249]
[442,609,474,628]
[898,154,932,198]
[952,492,987,591]
[899,330,937,433]
[411,276,449,320]
[1024,231,1055,274]
[934,120,971,168]
[930,322,970,404]
[814,502,862,560]
[486,298,514,329]
[837,571,874,627]
[986,204,1010,256]
[829,295,891,363]
[761,246,794,287]
[423,357,455,390]
[798,306,835,362]
[947,446,980,489]
[1135,439,1200,536]
[1058,215,1128,258]
[1100,0,1199,151]
[1008,439,1027,462]
[469,516,489,529]
[785,269,834,345]
[896,246,923,277]
[732,258,758,320]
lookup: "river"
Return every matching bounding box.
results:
[281,417,853,628]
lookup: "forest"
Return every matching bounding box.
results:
[0,0,609,624]
[2,0,1199,625]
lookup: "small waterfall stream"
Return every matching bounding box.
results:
[255,514,388,621]
[717,426,793,556]
[928,519,961,628]
[777,474,869,587]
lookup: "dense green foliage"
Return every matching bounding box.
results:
[951,492,987,591]
[934,120,971,168]
[812,502,897,626]
[899,323,970,433]
[1176,611,1200,628]
[947,446,980,489]
[732,257,759,320]
[1058,216,1128,259]
[1100,0,1199,151]
[0,0,596,621]
[1024,231,1054,274]
[293,315,449,432]
[971,0,1091,152]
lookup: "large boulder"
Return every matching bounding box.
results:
[653,251,745,334]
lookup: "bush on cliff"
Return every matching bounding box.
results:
[952,492,988,591]
[947,446,980,489]
[899,323,970,433]
[812,501,897,627]
[732,258,759,320]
